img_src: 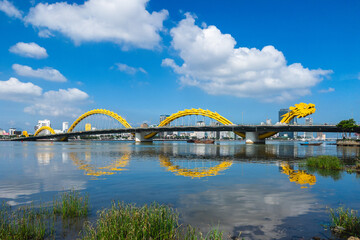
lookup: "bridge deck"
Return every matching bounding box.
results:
[12,125,360,141]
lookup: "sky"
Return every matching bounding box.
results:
[0,0,359,132]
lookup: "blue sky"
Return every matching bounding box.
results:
[0,0,359,131]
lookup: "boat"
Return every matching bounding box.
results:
[187,139,195,143]
[194,139,215,144]
[300,142,322,146]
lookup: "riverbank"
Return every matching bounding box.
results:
[337,139,360,146]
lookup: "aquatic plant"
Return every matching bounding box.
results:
[53,190,89,218]
[81,202,178,239]
[304,155,343,170]
[0,202,52,240]
[329,206,360,237]
[81,201,225,240]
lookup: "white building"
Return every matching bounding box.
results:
[35,119,51,135]
[196,121,205,139]
[62,122,69,132]
[304,117,313,139]
[9,128,16,135]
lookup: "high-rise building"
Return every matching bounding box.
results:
[9,128,16,135]
[159,114,170,138]
[305,117,313,139]
[196,121,205,139]
[35,119,51,135]
[278,109,297,138]
[62,122,69,132]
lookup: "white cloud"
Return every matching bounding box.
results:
[0,77,42,101]
[9,42,48,59]
[24,0,168,49]
[24,88,90,117]
[12,64,67,82]
[163,14,332,102]
[38,29,53,38]
[318,87,335,93]
[116,63,147,75]
[0,0,22,19]
[0,78,89,117]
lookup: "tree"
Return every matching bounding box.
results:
[337,118,358,138]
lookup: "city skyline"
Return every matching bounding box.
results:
[1,0,359,131]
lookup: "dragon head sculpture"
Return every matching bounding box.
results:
[281,102,316,123]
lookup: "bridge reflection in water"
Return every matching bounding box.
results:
[281,163,316,188]
[69,152,130,179]
[159,155,232,178]
[64,145,316,188]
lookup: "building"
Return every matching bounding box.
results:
[316,132,326,140]
[159,114,170,138]
[305,117,313,139]
[35,119,51,135]
[85,123,92,131]
[196,121,206,139]
[9,128,16,135]
[62,122,69,132]
[278,109,297,138]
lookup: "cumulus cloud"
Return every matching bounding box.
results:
[0,77,89,117]
[0,77,42,101]
[9,42,48,59]
[0,0,22,19]
[24,0,168,49]
[12,64,67,82]
[318,87,335,93]
[116,63,147,75]
[24,88,89,117]
[163,14,332,102]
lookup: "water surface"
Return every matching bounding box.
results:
[0,141,359,239]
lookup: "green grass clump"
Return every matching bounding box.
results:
[81,202,224,240]
[53,190,89,218]
[0,202,52,240]
[329,207,360,237]
[305,155,343,170]
[81,202,179,240]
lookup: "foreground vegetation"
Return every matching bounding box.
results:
[0,191,225,240]
[328,207,360,237]
[304,155,344,170]
[0,190,89,239]
[81,202,224,240]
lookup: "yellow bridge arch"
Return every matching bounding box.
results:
[34,126,56,136]
[67,109,132,133]
[144,108,246,139]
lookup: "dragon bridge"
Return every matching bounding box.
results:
[20,102,316,144]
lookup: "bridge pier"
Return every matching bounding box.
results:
[245,132,265,144]
[135,132,153,143]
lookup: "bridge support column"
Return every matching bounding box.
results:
[245,132,265,144]
[135,132,153,143]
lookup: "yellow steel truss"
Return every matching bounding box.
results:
[144,108,246,139]
[34,126,56,136]
[67,109,132,133]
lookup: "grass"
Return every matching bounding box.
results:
[329,207,360,237]
[0,202,52,240]
[53,190,89,218]
[304,155,343,170]
[81,201,224,240]
[0,190,89,240]
[1,192,225,240]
